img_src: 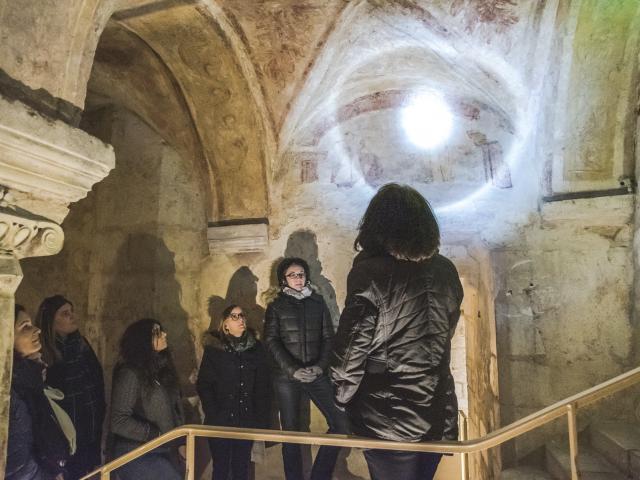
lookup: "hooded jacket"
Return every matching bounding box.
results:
[264,291,334,378]
[197,330,271,429]
[330,251,463,442]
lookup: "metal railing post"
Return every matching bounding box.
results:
[567,403,580,480]
[459,411,469,480]
[186,431,196,480]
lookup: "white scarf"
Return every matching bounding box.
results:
[282,285,313,300]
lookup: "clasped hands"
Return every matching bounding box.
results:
[292,365,323,383]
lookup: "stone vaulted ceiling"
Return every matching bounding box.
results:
[2,0,639,239]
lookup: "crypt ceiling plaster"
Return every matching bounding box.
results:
[219,0,349,136]
[103,3,271,221]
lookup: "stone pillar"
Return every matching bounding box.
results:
[0,202,64,474]
[0,92,114,475]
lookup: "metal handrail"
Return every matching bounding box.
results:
[83,365,640,480]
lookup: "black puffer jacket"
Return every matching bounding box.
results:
[264,291,334,378]
[196,330,271,429]
[330,251,463,442]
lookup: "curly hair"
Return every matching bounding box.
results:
[117,318,178,391]
[276,257,311,287]
[354,183,440,261]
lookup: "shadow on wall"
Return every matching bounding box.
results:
[285,229,340,326]
[100,233,198,402]
[207,266,266,335]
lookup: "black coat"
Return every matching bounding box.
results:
[196,331,271,429]
[264,291,334,378]
[330,251,463,442]
[7,356,69,478]
[47,332,105,446]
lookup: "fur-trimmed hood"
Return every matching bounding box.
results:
[202,328,260,350]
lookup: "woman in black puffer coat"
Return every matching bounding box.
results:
[264,258,350,480]
[330,183,464,480]
[197,304,271,480]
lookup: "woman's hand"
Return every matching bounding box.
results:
[55,474,64,480]
[293,368,317,383]
[307,366,323,378]
[178,445,186,460]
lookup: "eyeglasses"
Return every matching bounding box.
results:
[285,272,306,279]
[229,313,246,320]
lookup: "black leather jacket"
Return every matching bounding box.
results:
[331,251,463,442]
[264,291,334,378]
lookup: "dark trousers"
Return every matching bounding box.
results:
[208,438,253,480]
[113,444,182,480]
[275,374,350,480]
[363,449,442,480]
[65,440,102,480]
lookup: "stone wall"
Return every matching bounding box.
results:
[494,196,635,462]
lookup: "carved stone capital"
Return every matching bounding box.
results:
[0,202,64,259]
[0,95,115,222]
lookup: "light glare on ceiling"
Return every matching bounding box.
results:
[401,92,453,149]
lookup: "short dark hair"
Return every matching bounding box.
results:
[276,257,310,286]
[354,183,440,261]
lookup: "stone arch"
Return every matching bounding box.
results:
[94,2,272,221]
[0,0,274,222]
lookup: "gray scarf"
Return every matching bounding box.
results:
[282,286,313,300]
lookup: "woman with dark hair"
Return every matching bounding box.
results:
[8,304,70,480]
[264,257,350,480]
[197,304,271,480]
[331,183,464,480]
[35,295,105,480]
[110,318,185,480]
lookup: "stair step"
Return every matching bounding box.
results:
[500,466,553,480]
[590,421,640,480]
[545,441,627,480]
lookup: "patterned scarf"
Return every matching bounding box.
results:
[224,330,257,353]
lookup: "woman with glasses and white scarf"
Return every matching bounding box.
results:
[264,258,350,480]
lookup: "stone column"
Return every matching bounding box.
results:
[0,202,64,474]
[0,92,114,475]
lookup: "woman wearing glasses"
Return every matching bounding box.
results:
[264,258,350,480]
[109,319,185,480]
[197,305,271,480]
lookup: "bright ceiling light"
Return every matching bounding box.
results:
[401,92,453,149]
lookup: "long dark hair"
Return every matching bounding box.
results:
[35,295,72,365]
[117,318,178,390]
[354,183,440,261]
